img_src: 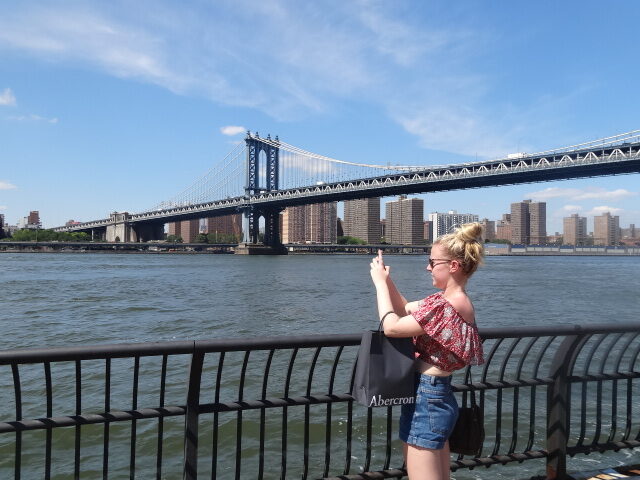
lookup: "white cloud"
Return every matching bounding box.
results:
[551,205,583,219]
[8,114,58,123]
[528,186,637,202]
[527,187,581,201]
[0,181,17,190]
[562,205,583,212]
[572,188,637,201]
[0,88,16,106]
[392,102,516,158]
[0,205,7,210]
[586,206,624,216]
[0,6,195,97]
[0,2,463,124]
[351,1,440,67]
[220,126,246,136]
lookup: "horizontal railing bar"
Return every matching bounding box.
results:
[1,323,638,365]
[0,335,363,364]
[479,323,640,340]
[0,378,558,434]
[568,372,640,382]
[454,379,554,391]
[194,334,363,351]
[199,394,354,413]
[0,406,186,433]
[322,468,406,479]
[450,450,549,471]
[567,440,640,455]
[2,376,565,434]
[0,341,197,364]
[321,450,549,477]
[567,440,640,457]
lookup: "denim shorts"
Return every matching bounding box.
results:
[399,373,459,449]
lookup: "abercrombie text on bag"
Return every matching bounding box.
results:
[368,394,415,407]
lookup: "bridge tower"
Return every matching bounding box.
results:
[238,132,287,254]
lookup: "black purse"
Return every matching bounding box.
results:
[449,372,484,456]
[351,320,416,408]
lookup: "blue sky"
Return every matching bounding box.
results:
[1,0,639,234]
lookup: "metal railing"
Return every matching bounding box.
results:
[0,324,639,479]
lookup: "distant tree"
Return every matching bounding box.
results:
[209,232,242,244]
[9,229,56,241]
[337,236,366,245]
[69,232,90,242]
[10,229,30,241]
[194,233,209,243]
[166,234,183,243]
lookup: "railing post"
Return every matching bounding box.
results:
[546,333,585,480]
[183,348,205,480]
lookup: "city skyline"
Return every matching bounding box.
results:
[5,197,637,239]
[1,1,639,232]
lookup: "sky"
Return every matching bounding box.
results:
[1,0,639,234]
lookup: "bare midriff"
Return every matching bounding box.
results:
[416,358,452,377]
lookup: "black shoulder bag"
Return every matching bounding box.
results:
[449,371,484,456]
[351,318,416,408]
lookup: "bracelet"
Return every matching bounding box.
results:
[380,311,395,324]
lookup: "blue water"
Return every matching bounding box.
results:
[1,253,639,348]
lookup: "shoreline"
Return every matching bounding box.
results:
[1,241,639,256]
[1,248,639,257]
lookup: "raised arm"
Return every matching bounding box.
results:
[378,250,409,315]
[370,252,424,338]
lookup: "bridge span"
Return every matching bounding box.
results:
[54,131,640,246]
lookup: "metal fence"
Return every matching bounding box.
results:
[0,323,639,480]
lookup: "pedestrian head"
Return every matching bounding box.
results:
[433,222,484,276]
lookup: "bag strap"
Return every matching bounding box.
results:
[378,311,395,332]
[465,368,478,408]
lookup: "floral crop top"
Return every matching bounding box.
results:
[410,292,484,372]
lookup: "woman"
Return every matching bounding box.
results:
[369,222,485,480]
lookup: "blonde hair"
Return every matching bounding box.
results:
[434,222,484,276]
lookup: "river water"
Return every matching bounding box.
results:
[1,252,639,479]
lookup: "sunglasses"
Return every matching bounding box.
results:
[428,258,452,269]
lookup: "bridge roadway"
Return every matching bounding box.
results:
[54,140,640,238]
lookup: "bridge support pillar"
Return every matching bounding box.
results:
[106,212,134,243]
[242,208,259,244]
[262,208,283,248]
[236,207,287,255]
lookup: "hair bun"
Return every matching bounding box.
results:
[456,222,483,243]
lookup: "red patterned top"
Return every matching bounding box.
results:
[410,292,484,372]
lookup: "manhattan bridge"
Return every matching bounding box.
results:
[55,130,640,251]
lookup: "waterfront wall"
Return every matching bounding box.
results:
[485,243,640,255]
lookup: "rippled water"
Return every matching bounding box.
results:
[2,253,639,348]
[1,252,639,479]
